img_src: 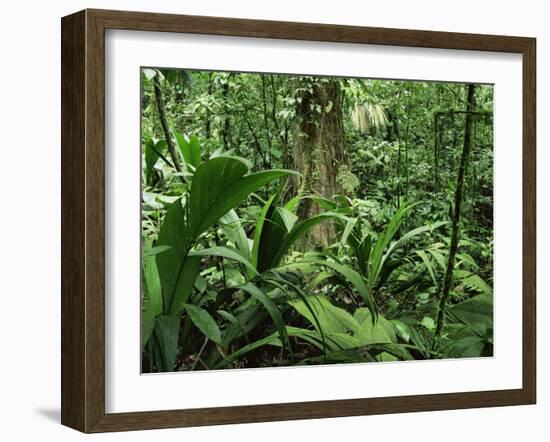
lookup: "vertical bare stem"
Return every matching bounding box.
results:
[433,84,476,346]
[153,74,184,180]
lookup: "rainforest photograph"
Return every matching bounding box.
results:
[140,68,494,373]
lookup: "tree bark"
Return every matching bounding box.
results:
[292,79,348,246]
[433,84,477,345]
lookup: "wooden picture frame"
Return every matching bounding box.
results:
[61,8,536,433]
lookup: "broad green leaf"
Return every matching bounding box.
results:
[256,196,289,273]
[297,347,375,364]
[217,325,341,369]
[355,309,397,344]
[215,333,282,369]
[238,283,290,352]
[188,156,249,236]
[153,315,180,371]
[144,245,172,257]
[188,156,296,240]
[443,335,486,358]
[283,195,301,212]
[194,275,207,294]
[144,139,158,184]
[368,203,419,289]
[142,192,164,210]
[144,257,162,313]
[174,132,202,169]
[157,195,180,205]
[309,195,339,211]
[416,250,438,289]
[156,200,193,313]
[189,246,258,277]
[357,235,372,277]
[391,319,411,343]
[217,310,248,342]
[141,254,163,349]
[456,252,479,269]
[429,249,447,271]
[275,207,299,232]
[155,200,202,316]
[272,213,342,267]
[183,304,222,344]
[141,298,157,351]
[251,193,278,269]
[220,304,266,349]
[370,343,414,361]
[298,343,414,364]
[219,209,250,261]
[168,256,201,316]
[256,199,311,272]
[340,217,357,246]
[142,68,157,81]
[421,316,436,330]
[304,259,377,322]
[462,275,493,296]
[263,274,328,355]
[449,293,493,334]
[289,295,359,335]
[283,326,329,350]
[383,221,448,266]
[322,332,362,350]
[305,270,333,292]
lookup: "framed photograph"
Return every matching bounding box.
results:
[61,9,536,433]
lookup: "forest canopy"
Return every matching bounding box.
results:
[140,68,494,373]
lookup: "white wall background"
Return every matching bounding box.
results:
[0,0,546,439]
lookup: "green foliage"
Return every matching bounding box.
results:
[143,152,295,370]
[183,304,222,345]
[140,68,494,372]
[250,192,343,273]
[153,315,180,371]
[141,245,163,349]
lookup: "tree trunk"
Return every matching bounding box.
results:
[433,83,477,345]
[292,79,347,246]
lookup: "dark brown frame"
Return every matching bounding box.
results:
[61,8,536,433]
